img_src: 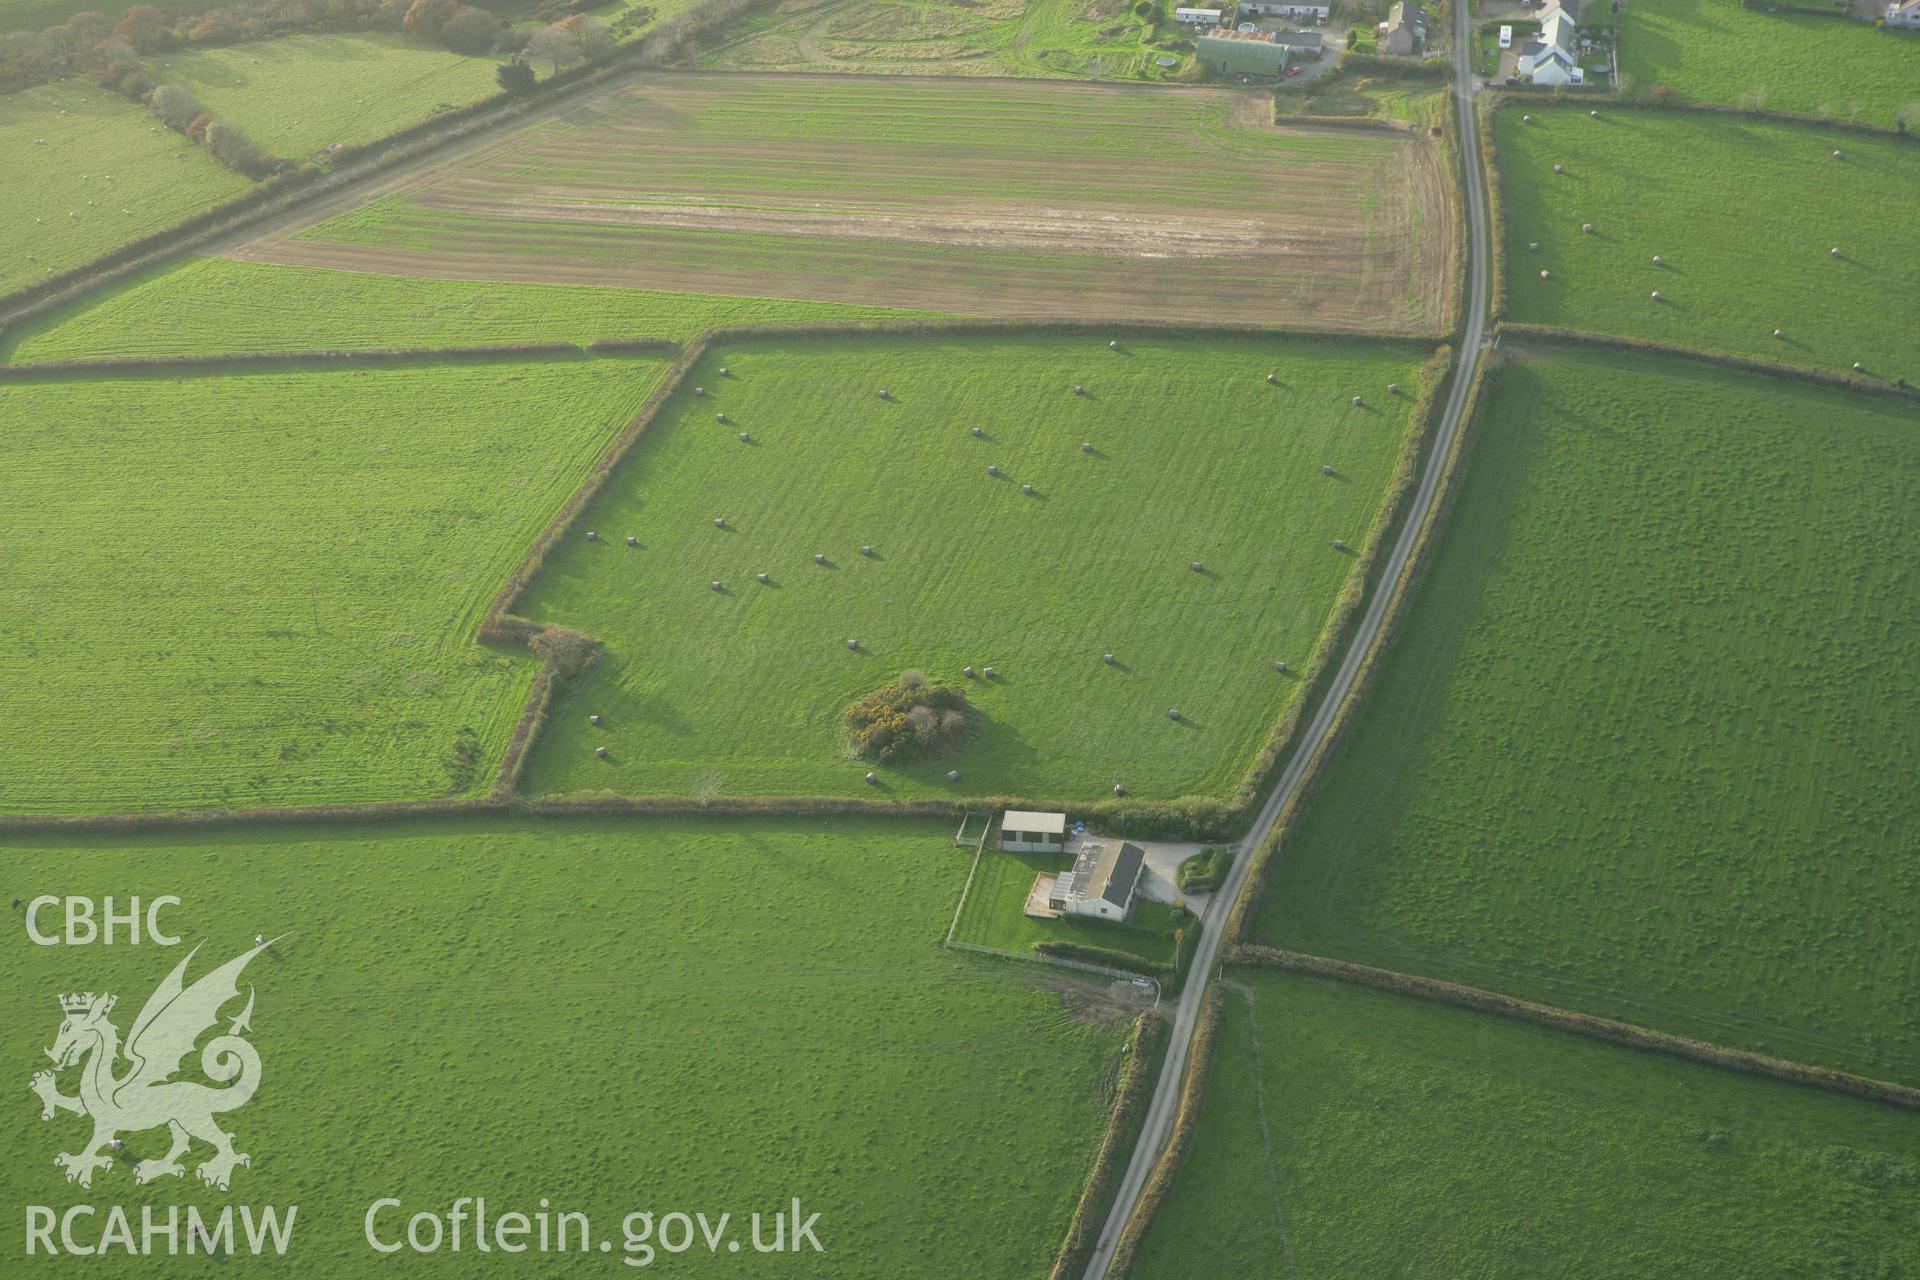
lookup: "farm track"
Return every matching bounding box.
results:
[1077,7,1492,1275]
[219,73,1456,334]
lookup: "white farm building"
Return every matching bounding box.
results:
[1000,810,1068,853]
[1046,839,1148,922]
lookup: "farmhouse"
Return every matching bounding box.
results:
[1198,26,1291,77]
[1175,6,1226,24]
[1517,3,1584,85]
[1000,810,1068,853]
[1046,839,1148,922]
[1239,0,1332,19]
[1887,0,1920,27]
[1379,0,1428,55]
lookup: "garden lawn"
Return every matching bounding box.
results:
[1126,972,1920,1279]
[0,257,952,362]
[516,333,1432,804]
[1254,347,1920,1083]
[0,79,247,288]
[158,33,501,162]
[952,845,1180,966]
[1619,0,1920,126]
[0,816,1130,1278]
[1495,104,1920,382]
[0,356,664,814]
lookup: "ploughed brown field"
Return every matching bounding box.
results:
[224,73,1456,332]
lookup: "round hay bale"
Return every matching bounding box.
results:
[987,465,1001,477]
[1332,538,1347,551]
[714,517,726,528]
[947,770,961,782]
[1022,483,1035,495]
[1529,242,1540,251]
[1082,441,1094,454]
[1652,255,1663,266]
[719,366,730,377]
[1853,362,1865,372]
[861,545,873,556]
[711,581,723,592]
[847,638,858,649]
[1113,783,1126,796]
[1352,396,1364,406]
[589,714,602,726]
[1266,372,1277,384]
[1553,164,1564,174]
[1540,269,1551,279]
[1109,340,1119,350]
[626,535,638,547]
[877,389,889,399]
[963,665,975,678]
[1832,149,1843,159]
[983,667,995,679]
[1831,247,1842,258]
[970,426,984,438]
[1273,660,1289,673]
[1522,113,1532,123]
[739,432,751,443]
[1651,290,1662,301]
[716,413,728,423]
[1773,329,1785,339]
[595,746,609,760]
[1387,383,1400,395]
[865,772,877,784]
[586,530,599,541]
[1073,385,1085,396]
[1190,560,1205,572]
[1589,109,1599,118]
[1104,652,1115,664]
[757,572,769,583]
[1582,223,1594,234]
[693,386,705,396]
[1167,708,1181,721]
[1321,464,1334,476]
[814,553,827,564]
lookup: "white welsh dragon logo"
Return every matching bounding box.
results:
[30,938,277,1191]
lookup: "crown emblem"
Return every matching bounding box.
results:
[59,992,98,1014]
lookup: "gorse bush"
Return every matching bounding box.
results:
[844,672,978,765]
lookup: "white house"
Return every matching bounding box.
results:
[1888,0,1920,27]
[1517,3,1585,85]
[1046,840,1147,922]
[1175,6,1225,24]
[1238,0,1332,20]
[1000,810,1067,853]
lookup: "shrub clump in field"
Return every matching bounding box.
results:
[844,670,977,764]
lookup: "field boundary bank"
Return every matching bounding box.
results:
[1050,1011,1169,1280]
[945,939,1163,990]
[1105,984,1228,1278]
[1235,945,1920,1111]
[1480,88,1920,143]
[1225,346,1492,948]
[0,341,677,380]
[0,0,792,341]
[1,319,1445,834]
[478,320,1452,844]
[1501,327,1920,401]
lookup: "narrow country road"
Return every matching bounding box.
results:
[1078,11,1493,1277]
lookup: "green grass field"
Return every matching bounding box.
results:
[0,816,1131,1276]
[157,33,502,162]
[0,80,249,289]
[273,73,1451,331]
[700,0,1188,80]
[1253,347,1920,1083]
[951,845,1180,965]
[0,257,951,362]
[1619,0,1920,125]
[1496,105,1920,381]
[514,333,1430,804]
[0,356,664,814]
[1127,972,1920,1278]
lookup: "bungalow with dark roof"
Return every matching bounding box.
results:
[1046,839,1148,922]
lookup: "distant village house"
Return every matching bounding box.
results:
[1379,0,1427,54]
